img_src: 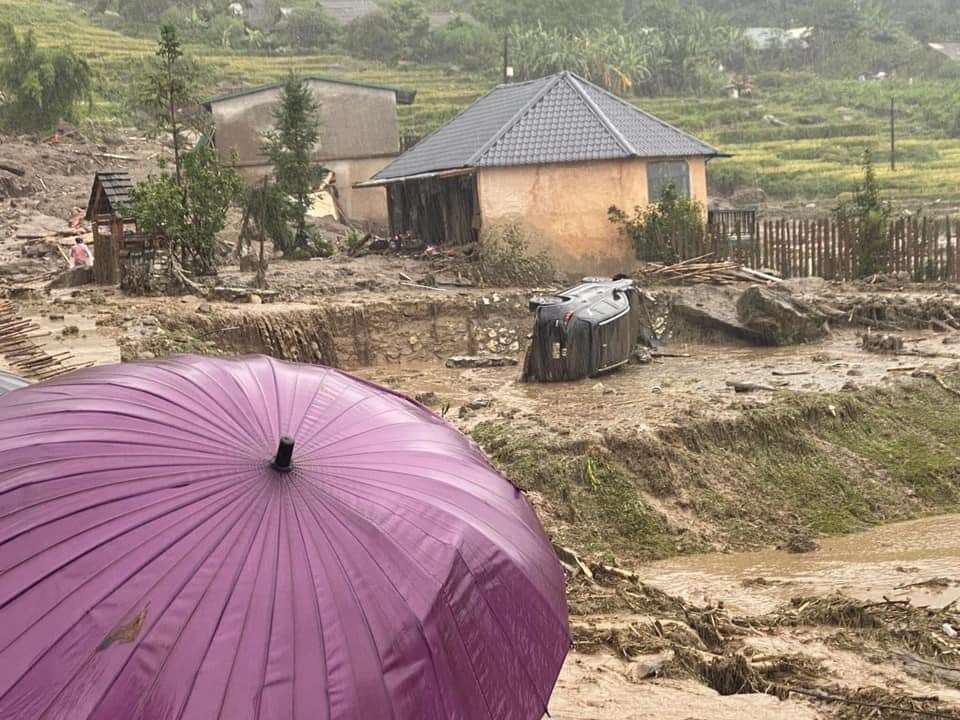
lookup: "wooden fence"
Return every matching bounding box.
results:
[689,215,960,281]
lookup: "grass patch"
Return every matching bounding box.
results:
[473,378,960,563]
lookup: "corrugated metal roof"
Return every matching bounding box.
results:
[372,72,720,182]
[203,76,416,107]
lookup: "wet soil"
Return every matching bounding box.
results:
[646,514,960,615]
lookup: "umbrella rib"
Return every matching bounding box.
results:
[212,491,280,720]
[1,386,255,452]
[252,487,283,720]
[149,360,273,448]
[238,361,277,447]
[0,470,243,564]
[0,455,254,511]
[0,416,250,460]
[290,480,463,719]
[278,494,297,720]
[291,482,399,720]
[38,376,258,450]
[291,367,332,439]
[173,489,276,720]
[315,467,566,599]
[287,486,332,720]
[449,546,564,716]
[82,483,273,720]
[3,481,261,713]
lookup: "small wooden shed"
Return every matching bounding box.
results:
[85,172,137,285]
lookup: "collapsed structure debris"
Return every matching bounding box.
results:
[0,300,90,380]
[637,256,783,286]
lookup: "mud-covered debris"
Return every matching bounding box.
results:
[414,391,439,406]
[727,380,776,393]
[47,266,93,289]
[210,286,279,303]
[445,355,518,369]
[862,332,905,353]
[778,533,820,554]
[737,286,828,346]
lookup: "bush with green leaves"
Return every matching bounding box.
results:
[834,149,893,278]
[0,23,92,132]
[276,6,339,52]
[609,186,705,262]
[345,0,429,63]
[476,223,555,286]
[432,19,500,71]
[344,12,397,62]
[130,143,243,276]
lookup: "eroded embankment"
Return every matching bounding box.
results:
[472,374,960,563]
[138,293,532,368]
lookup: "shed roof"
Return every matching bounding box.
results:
[85,171,134,220]
[369,72,720,184]
[202,76,416,108]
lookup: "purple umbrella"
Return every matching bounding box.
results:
[0,355,568,720]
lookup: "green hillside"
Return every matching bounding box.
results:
[7,0,960,203]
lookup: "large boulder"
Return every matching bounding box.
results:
[47,266,93,289]
[736,286,828,346]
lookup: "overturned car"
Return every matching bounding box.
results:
[521,277,658,383]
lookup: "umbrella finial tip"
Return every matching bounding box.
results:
[272,436,295,472]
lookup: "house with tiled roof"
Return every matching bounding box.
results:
[359,71,724,273]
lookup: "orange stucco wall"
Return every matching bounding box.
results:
[477,157,708,276]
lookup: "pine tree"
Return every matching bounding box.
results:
[261,74,324,251]
[140,25,205,193]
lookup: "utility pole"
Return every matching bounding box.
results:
[890,97,896,171]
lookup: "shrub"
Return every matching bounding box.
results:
[476,223,555,286]
[432,20,500,71]
[344,12,397,62]
[130,144,243,276]
[834,149,892,278]
[0,24,92,132]
[609,185,705,262]
[276,6,339,52]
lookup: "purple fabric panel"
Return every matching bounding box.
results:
[0,355,568,719]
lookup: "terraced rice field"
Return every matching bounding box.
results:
[10,0,960,202]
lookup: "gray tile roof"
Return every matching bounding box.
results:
[372,72,720,182]
[85,171,135,220]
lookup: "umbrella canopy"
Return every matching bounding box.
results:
[0,369,27,396]
[0,355,568,720]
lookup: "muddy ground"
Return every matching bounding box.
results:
[7,134,960,717]
[9,273,960,718]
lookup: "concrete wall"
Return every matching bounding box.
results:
[476,157,708,276]
[208,80,400,167]
[237,155,393,226]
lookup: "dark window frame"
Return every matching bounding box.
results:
[647,160,691,202]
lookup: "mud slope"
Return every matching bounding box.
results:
[473,374,960,562]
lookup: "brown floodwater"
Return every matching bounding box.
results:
[641,514,960,614]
